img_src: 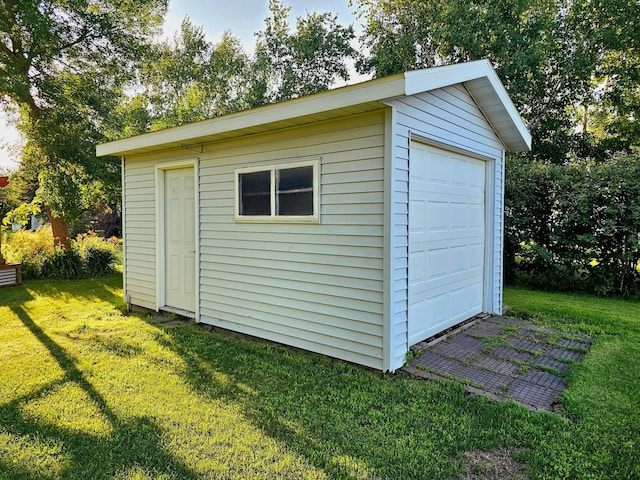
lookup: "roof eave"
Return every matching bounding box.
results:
[97,60,531,157]
[405,59,531,152]
[96,74,406,157]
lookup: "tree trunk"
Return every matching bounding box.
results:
[45,206,72,249]
[581,104,589,133]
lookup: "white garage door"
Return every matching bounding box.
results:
[408,142,486,345]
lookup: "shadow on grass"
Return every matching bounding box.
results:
[160,326,546,480]
[0,304,199,480]
[3,277,638,478]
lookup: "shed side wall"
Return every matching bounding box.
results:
[122,112,386,369]
[198,112,386,369]
[385,84,506,371]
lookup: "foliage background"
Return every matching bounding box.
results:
[2,0,639,291]
[3,227,119,279]
[354,0,640,295]
[505,151,640,295]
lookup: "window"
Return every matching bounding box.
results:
[239,170,271,216]
[235,160,319,222]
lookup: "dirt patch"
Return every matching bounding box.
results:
[458,448,528,480]
[146,313,190,328]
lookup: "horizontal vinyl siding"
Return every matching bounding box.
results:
[385,84,505,371]
[198,111,386,369]
[493,153,506,313]
[123,159,157,310]
[395,84,504,156]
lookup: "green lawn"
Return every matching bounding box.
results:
[0,277,638,479]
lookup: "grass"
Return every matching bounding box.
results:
[504,287,640,478]
[0,279,638,479]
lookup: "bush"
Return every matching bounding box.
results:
[73,231,117,276]
[505,151,640,296]
[4,227,118,279]
[41,248,84,279]
[3,227,56,278]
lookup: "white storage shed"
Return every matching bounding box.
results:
[97,59,531,372]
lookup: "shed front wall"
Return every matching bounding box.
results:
[123,111,387,370]
[385,84,506,371]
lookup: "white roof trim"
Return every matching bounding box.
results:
[97,59,531,157]
[404,60,532,150]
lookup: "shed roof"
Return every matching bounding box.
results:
[97,59,531,157]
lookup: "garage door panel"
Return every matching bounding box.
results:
[409,200,428,231]
[469,203,485,223]
[408,142,486,345]
[427,295,449,323]
[468,243,485,268]
[468,282,484,306]
[451,203,469,229]
[414,291,477,342]
[414,279,483,307]
[425,185,478,198]
[426,249,449,280]
[450,246,468,274]
[427,153,450,181]
[425,270,483,293]
[408,251,426,286]
[419,236,481,250]
[450,287,470,317]
[467,161,485,186]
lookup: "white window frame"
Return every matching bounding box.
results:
[234,159,320,223]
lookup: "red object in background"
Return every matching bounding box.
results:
[0,176,8,188]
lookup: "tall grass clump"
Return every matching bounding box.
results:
[4,227,118,279]
[73,231,119,276]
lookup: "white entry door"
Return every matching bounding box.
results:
[164,168,196,312]
[408,142,486,345]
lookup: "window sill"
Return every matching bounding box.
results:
[234,215,320,224]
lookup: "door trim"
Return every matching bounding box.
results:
[155,158,199,321]
[410,133,494,162]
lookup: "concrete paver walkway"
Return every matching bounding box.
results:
[404,316,592,412]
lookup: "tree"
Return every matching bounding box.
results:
[248,0,358,106]
[353,0,640,162]
[572,0,640,155]
[127,18,250,132]
[504,151,640,295]
[0,0,167,247]
[354,0,640,295]
[126,2,360,130]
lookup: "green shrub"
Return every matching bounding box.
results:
[73,231,117,276]
[505,151,640,296]
[3,227,56,278]
[4,227,118,279]
[3,227,55,262]
[40,247,84,279]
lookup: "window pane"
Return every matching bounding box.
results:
[277,166,313,216]
[239,170,270,215]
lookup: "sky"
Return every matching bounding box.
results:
[0,0,365,171]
